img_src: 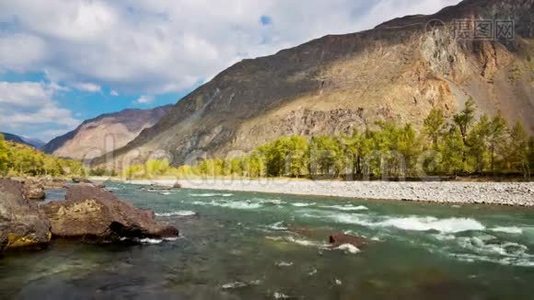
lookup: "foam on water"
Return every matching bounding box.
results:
[457,236,531,258]
[274,292,291,299]
[275,261,293,267]
[266,221,288,231]
[267,235,328,249]
[156,210,197,217]
[452,253,534,267]
[320,204,369,212]
[291,202,315,207]
[139,238,163,245]
[491,226,523,234]
[189,193,233,197]
[256,198,285,205]
[335,243,361,254]
[330,213,486,233]
[193,200,263,210]
[221,280,261,290]
[377,216,486,233]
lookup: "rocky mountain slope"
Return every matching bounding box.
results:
[95,0,534,168]
[1,132,45,149]
[43,106,171,160]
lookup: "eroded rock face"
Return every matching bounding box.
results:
[0,179,51,252]
[42,185,178,242]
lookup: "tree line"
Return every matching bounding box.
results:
[0,134,85,177]
[124,99,534,180]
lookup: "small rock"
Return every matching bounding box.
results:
[329,232,368,249]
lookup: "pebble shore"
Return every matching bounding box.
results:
[119,178,534,207]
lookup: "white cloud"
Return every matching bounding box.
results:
[110,89,119,96]
[0,0,461,95]
[135,95,154,104]
[72,82,102,93]
[0,33,48,72]
[0,81,79,140]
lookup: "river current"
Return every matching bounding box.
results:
[1,182,534,299]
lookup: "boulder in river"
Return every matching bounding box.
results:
[41,184,179,242]
[329,233,368,249]
[23,180,46,201]
[0,179,51,252]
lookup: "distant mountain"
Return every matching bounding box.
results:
[1,132,45,149]
[95,0,534,167]
[43,106,172,160]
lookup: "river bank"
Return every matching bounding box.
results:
[99,177,534,207]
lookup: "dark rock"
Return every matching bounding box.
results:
[0,179,51,252]
[71,177,92,184]
[172,182,182,189]
[328,233,368,249]
[41,185,179,242]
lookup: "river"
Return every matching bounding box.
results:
[1,182,534,299]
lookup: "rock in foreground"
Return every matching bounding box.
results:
[42,184,178,243]
[329,233,368,249]
[0,179,51,252]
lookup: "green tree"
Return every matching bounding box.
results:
[424,108,446,150]
[286,136,309,178]
[453,98,476,168]
[309,136,344,177]
[441,127,465,175]
[466,115,491,173]
[242,152,265,178]
[124,164,145,179]
[506,122,529,178]
[453,98,476,143]
[396,124,421,177]
[145,159,170,178]
[487,114,507,173]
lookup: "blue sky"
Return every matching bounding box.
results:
[0,0,459,142]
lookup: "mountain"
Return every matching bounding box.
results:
[1,132,45,149]
[95,0,534,168]
[43,106,172,160]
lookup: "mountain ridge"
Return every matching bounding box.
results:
[44,105,172,160]
[94,0,534,168]
[0,132,45,149]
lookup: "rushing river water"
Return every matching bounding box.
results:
[1,182,534,299]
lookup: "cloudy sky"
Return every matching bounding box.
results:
[0,0,460,141]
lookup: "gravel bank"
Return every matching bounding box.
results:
[116,178,534,207]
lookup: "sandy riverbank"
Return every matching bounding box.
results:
[94,177,534,207]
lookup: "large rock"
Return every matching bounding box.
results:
[0,179,51,252]
[42,184,179,242]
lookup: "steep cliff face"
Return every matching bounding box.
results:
[43,106,171,160]
[96,0,534,167]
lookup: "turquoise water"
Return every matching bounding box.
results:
[1,182,534,299]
